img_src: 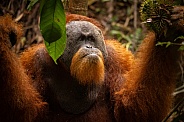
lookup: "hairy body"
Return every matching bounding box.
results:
[0,6,184,122]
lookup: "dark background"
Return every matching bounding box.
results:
[0,0,183,121]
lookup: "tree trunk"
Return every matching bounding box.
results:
[64,0,88,16]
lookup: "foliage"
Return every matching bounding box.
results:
[28,0,66,64]
[27,0,38,10]
[141,0,184,49]
[40,0,66,64]
[140,0,184,121]
[156,36,184,51]
[140,0,174,34]
[110,28,143,51]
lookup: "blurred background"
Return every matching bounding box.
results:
[0,0,183,121]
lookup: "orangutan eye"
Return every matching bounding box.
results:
[88,35,96,42]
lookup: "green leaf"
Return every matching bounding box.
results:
[42,21,62,43]
[27,0,39,10]
[174,36,184,42]
[40,0,66,64]
[166,41,171,48]
[156,41,172,47]
[156,42,165,46]
[178,45,184,51]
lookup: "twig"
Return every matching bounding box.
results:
[14,13,24,22]
[134,0,137,29]
[162,97,184,122]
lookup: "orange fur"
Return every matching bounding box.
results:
[114,32,180,122]
[104,39,134,96]
[0,12,182,122]
[0,15,46,122]
[70,48,105,85]
[20,44,45,76]
[0,14,22,46]
[66,14,104,30]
